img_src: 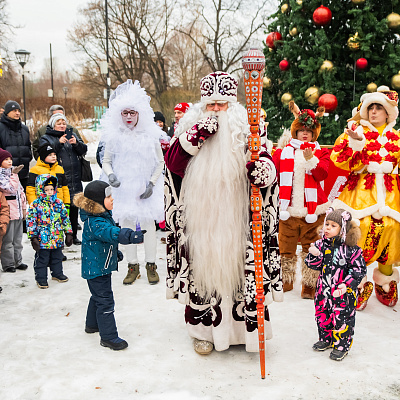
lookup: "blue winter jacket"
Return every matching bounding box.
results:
[80,208,120,280]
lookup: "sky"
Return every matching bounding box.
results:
[7,0,90,78]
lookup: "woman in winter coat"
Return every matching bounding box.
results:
[305,208,367,362]
[39,113,87,245]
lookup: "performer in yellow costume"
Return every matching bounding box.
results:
[331,86,399,308]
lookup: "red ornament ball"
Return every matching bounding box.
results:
[318,94,338,113]
[313,5,332,26]
[279,59,290,71]
[266,32,282,49]
[356,58,368,70]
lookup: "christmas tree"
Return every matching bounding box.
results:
[262,0,400,145]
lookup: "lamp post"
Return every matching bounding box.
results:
[63,86,68,101]
[105,0,110,104]
[14,49,30,124]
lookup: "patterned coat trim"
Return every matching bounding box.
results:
[164,155,283,308]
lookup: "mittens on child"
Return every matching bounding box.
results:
[333,283,347,297]
[118,228,134,244]
[31,237,40,252]
[65,233,73,247]
[129,229,146,244]
[117,250,124,262]
[308,243,321,257]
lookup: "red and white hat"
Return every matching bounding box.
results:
[174,103,190,113]
[200,71,238,104]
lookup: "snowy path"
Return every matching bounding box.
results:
[0,134,399,400]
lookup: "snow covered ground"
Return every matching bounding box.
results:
[0,131,399,400]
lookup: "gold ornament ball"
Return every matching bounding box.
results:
[269,47,274,53]
[319,60,333,72]
[387,13,400,29]
[281,3,289,13]
[305,86,320,105]
[351,0,365,4]
[289,27,298,36]
[296,0,302,5]
[347,33,360,51]
[392,73,400,90]
[281,93,293,105]
[263,77,272,89]
[366,82,377,93]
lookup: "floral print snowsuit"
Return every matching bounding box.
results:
[305,236,366,352]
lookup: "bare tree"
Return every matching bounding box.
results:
[0,0,20,98]
[177,0,276,73]
[68,0,178,110]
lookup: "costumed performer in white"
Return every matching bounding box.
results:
[101,80,164,285]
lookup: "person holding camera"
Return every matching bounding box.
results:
[39,113,87,245]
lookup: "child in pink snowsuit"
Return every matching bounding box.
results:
[305,208,366,361]
[0,149,27,272]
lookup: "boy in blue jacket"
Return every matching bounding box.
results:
[74,180,145,351]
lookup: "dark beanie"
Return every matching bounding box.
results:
[44,176,57,189]
[4,101,21,116]
[38,145,56,162]
[0,148,12,166]
[84,180,111,207]
[154,111,165,124]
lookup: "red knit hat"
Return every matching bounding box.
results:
[0,148,12,167]
[174,103,190,113]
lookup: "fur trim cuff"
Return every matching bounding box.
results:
[179,133,200,156]
[304,156,319,172]
[373,267,400,292]
[348,134,366,152]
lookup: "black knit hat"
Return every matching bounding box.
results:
[84,180,112,207]
[44,176,57,189]
[38,144,56,162]
[4,100,21,116]
[154,111,165,124]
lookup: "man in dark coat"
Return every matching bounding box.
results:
[0,101,32,191]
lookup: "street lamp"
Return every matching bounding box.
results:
[63,86,68,101]
[14,49,31,124]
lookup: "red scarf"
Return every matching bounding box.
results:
[279,139,319,223]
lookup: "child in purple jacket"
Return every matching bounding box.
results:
[305,208,366,361]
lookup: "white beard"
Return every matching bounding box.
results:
[181,109,250,299]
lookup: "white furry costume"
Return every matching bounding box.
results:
[101,80,164,263]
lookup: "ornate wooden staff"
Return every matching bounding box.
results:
[242,48,266,379]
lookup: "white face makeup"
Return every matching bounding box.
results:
[121,109,139,128]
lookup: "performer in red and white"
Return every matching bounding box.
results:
[168,102,190,138]
[273,102,330,299]
[164,71,282,355]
